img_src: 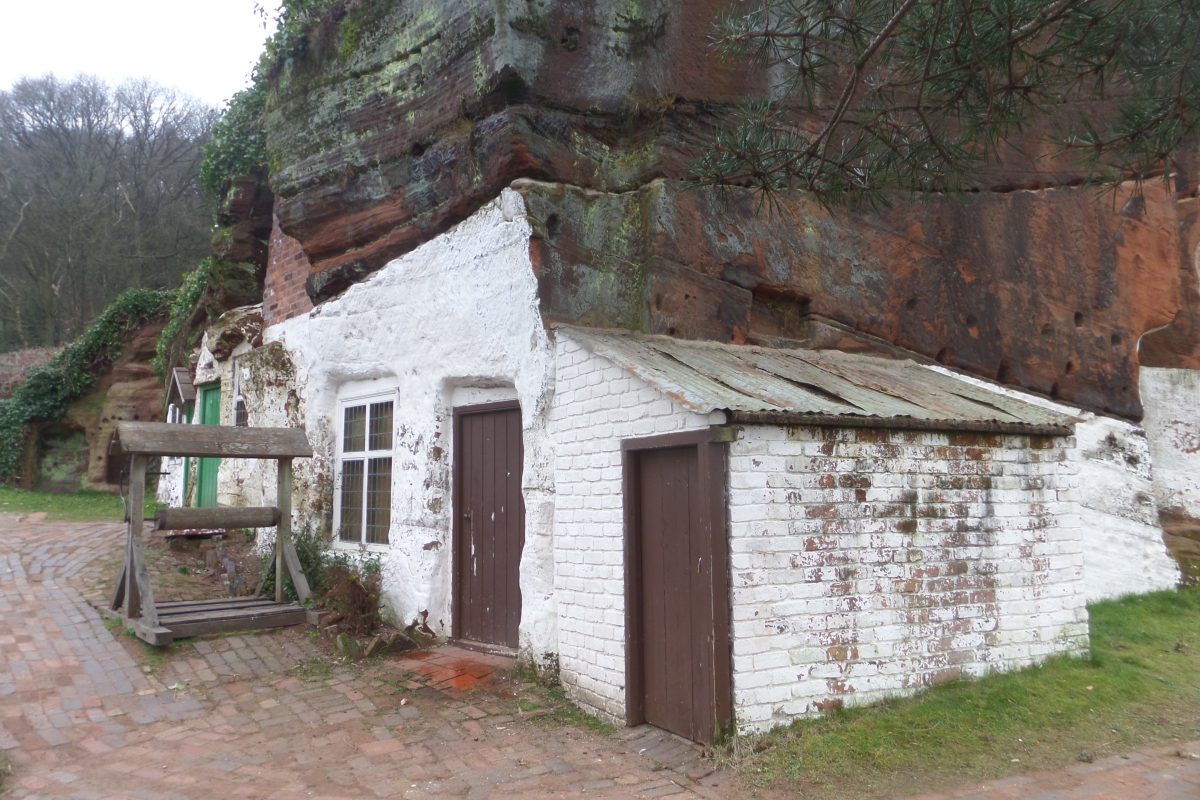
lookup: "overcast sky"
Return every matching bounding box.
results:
[0,0,282,108]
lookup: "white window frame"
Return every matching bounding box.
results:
[231,354,249,427]
[332,384,397,551]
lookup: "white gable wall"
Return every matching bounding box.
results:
[259,189,561,658]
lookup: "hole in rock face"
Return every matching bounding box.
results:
[545,213,560,238]
[1065,360,1075,374]
[653,293,664,310]
[995,360,1011,383]
[410,141,427,158]
[935,348,950,364]
[905,297,918,310]
[1041,323,1054,336]
[1074,311,1085,327]
[1050,382,1061,398]
[560,26,581,51]
[964,313,978,326]
[1110,332,1123,348]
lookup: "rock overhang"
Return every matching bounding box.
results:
[258,0,1200,421]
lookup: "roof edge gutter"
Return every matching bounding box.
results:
[726,411,1074,438]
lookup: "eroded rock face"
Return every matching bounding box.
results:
[519,179,1188,419]
[264,0,765,298]
[263,0,1199,419]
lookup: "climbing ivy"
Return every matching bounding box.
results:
[0,289,169,482]
[198,0,339,199]
[199,85,267,199]
[153,257,214,378]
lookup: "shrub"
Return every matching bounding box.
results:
[259,525,384,636]
[321,556,383,636]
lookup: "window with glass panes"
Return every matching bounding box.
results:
[336,398,393,545]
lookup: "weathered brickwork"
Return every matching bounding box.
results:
[727,425,1089,732]
[549,332,723,721]
[262,213,313,327]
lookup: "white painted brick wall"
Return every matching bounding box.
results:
[727,424,1089,733]
[550,331,722,720]
[924,365,1181,600]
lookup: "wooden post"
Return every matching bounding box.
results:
[276,458,291,604]
[123,454,158,626]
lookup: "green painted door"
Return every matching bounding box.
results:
[196,384,221,508]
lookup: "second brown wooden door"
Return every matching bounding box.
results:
[634,445,720,743]
[453,403,524,649]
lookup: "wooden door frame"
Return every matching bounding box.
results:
[451,399,523,647]
[622,427,733,739]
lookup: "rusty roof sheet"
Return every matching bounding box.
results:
[169,367,196,403]
[562,327,1076,435]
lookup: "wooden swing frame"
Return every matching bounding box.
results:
[107,421,315,646]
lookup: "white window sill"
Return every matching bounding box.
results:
[331,541,392,554]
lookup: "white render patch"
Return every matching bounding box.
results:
[261,189,560,657]
[727,424,1089,733]
[548,331,725,721]
[1141,367,1200,519]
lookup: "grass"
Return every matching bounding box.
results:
[724,588,1200,798]
[289,658,334,681]
[512,680,618,735]
[0,486,159,522]
[102,616,182,671]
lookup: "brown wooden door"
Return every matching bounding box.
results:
[453,403,524,648]
[632,445,724,743]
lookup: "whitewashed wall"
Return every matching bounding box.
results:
[260,190,561,658]
[548,332,724,720]
[727,425,1089,732]
[1141,367,1200,519]
[926,366,1180,600]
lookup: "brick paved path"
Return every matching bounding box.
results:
[0,518,742,799]
[1,516,1197,800]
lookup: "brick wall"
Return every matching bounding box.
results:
[549,332,722,720]
[727,425,1089,732]
[263,213,314,327]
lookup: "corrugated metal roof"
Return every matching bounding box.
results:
[170,367,196,403]
[561,327,1076,435]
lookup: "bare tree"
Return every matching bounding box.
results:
[0,75,215,350]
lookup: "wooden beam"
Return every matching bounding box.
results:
[282,541,311,605]
[154,506,280,531]
[109,559,126,612]
[275,458,310,604]
[115,421,313,459]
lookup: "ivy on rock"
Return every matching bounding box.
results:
[0,289,169,482]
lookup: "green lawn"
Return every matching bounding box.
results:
[726,588,1200,799]
[0,486,158,522]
